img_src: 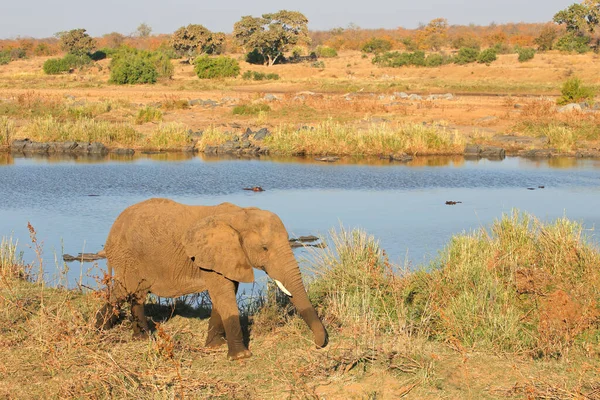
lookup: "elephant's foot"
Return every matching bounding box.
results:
[205,334,227,348]
[227,348,252,361]
[132,331,149,340]
[95,303,119,330]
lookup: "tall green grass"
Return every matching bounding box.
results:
[145,123,191,149]
[0,117,15,146]
[265,120,465,156]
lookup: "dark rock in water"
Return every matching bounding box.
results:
[492,135,549,147]
[576,149,600,158]
[289,241,327,249]
[538,186,545,189]
[445,201,462,205]
[112,148,135,155]
[89,142,108,154]
[315,156,340,162]
[527,188,536,190]
[11,139,108,155]
[381,152,413,162]
[520,149,555,158]
[63,252,106,263]
[464,145,505,158]
[243,186,265,192]
[141,151,165,155]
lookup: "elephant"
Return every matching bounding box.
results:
[95,198,328,360]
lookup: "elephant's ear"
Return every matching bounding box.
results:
[183,217,254,283]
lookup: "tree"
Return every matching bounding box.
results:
[171,24,224,58]
[233,10,309,66]
[534,24,559,51]
[554,0,599,34]
[136,23,153,38]
[103,32,125,49]
[413,18,449,51]
[60,29,96,55]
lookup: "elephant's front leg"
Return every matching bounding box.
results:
[205,282,238,348]
[204,273,251,360]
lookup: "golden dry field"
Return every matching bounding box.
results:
[1,51,599,156]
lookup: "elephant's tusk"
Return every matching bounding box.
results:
[274,279,292,297]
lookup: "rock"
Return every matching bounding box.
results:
[112,148,135,155]
[426,94,440,101]
[229,122,242,129]
[557,103,582,113]
[576,149,600,158]
[520,149,555,158]
[264,94,279,102]
[464,144,505,158]
[408,94,423,101]
[445,201,462,205]
[253,128,270,141]
[315,156,340,162]
[182,145,197,153]
[382,152,413,162]
[514,104,524,109]
[240,140,252,149]
[89,142,108,155]
[394,92,409,99]
[204,145,218,154]
[10,139,31,152]
[188,99,203,106]
[442,93,454,100]
[202,99,218,107]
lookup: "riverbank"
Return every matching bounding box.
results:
[1,212,598,399]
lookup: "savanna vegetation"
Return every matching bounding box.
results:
[1,212,599,398]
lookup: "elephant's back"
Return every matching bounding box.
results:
[105,198,189,260]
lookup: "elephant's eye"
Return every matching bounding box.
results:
[262,245,268,252]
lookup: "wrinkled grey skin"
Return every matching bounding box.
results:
[96,198,328,360]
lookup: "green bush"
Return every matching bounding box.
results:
[194,56,240,79]
[555,33,591,54]
[0,51,10,65]
[516,47,536,62]
[361,38,393,54]
[311,61,325,69]
[242,70,280,81]
[315,46,337,58]
[151,51,174,79]
[454,47,480,65]
[424,53,452,67]
[477,48,497,64]
[372,51,425,67]
[62,53,93,68]
[43,58,70,74]
[558,77,596,105]
[109,51,158,84]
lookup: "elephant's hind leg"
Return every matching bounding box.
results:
[205,309,227,348]
[130,294,150,339]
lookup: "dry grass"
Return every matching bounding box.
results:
[2,211,600,398]
[265,120,465,156]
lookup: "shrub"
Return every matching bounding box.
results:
[232,103,271,115]
[555,33,591,54]
[34,43,53,56]
[557,77,596,105]
[361,38,393,54]
[516,47,536,62]
[372,51,425,67]
[242,70,280,81]
[9,48,26,60]
[43,58,70,74]
[315,46,337,58]
[310,61,325,69]
[135,106,163,124]
[424,53,451,67]
[454,47,479,65]
[109,51,158,84]
[151,51,174,79]
[194,55,239,79]
[0,51,10,65]
[477,48,497,64]
[62,53,92,68]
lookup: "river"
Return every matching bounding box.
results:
[1,153,599,289]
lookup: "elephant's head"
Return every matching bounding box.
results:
[183,208,328,348]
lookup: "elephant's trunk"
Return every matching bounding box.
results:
[266,247,328,348]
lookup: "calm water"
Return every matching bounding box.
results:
[1,153,599,288]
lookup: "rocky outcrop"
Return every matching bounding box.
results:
[11,139,109,155]
[204,135,269,156]
[464,144,506,158]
